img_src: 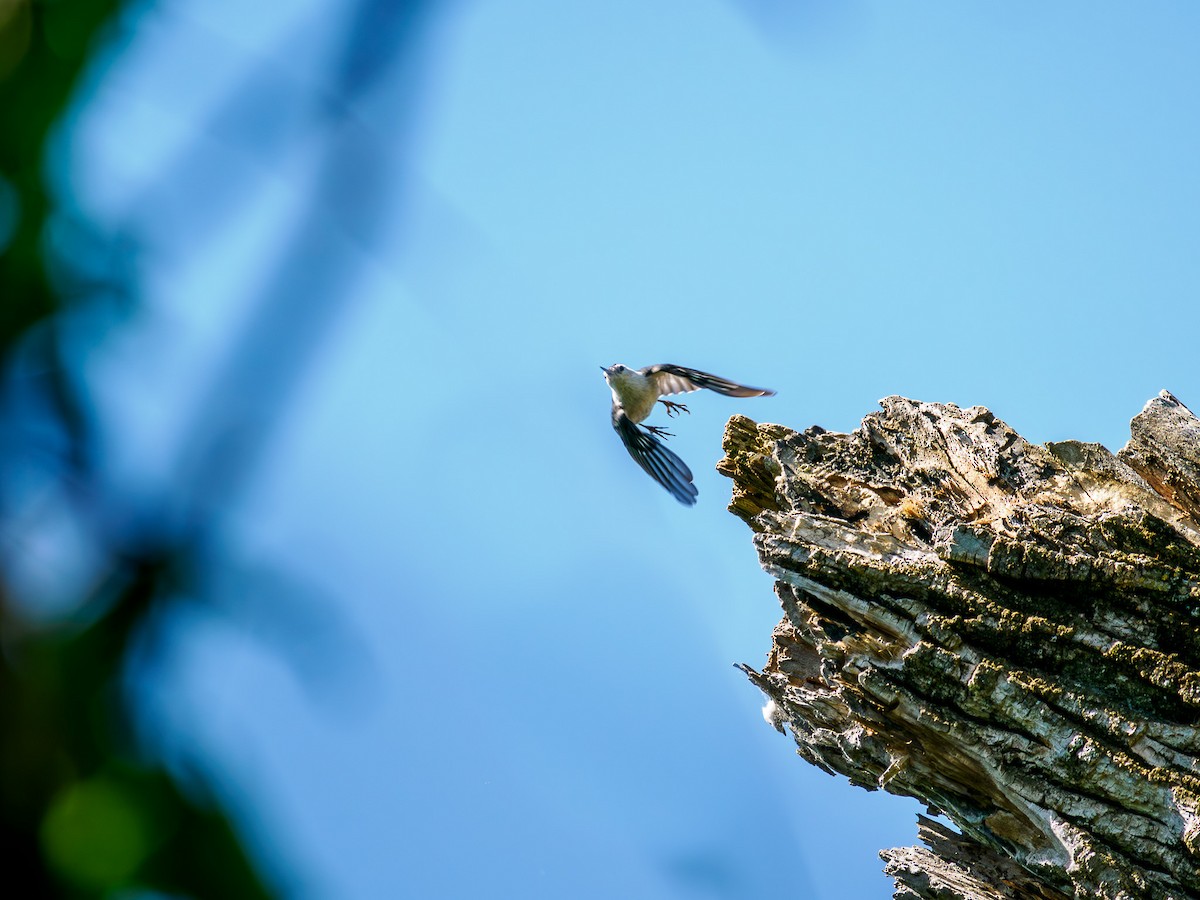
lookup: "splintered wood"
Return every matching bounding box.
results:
[720,392,1200,900]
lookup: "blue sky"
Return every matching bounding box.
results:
[29,1,1200,897]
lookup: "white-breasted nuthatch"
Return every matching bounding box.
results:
[601,363,774,505]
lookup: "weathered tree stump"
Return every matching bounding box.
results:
[719,391,1200,900]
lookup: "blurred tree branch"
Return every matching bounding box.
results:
[0,3,278,893]
[0,0,447,896]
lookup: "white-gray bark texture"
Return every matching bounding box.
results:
[719,391,1200,900]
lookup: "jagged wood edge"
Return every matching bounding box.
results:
[720,392,1200,900]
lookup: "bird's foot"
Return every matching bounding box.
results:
[643,424,675,440]
[658,399,690,418]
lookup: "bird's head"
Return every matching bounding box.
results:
[600,363,630,385]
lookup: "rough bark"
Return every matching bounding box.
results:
[719,391,1200,900]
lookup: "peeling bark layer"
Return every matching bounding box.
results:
[880,815,1071,900]
[719,391,1200,900]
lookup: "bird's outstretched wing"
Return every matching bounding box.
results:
[612,405,697,506]
[642,364,775,399]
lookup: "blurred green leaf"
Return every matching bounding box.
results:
[41,775,160,890]
[0,0,125,347]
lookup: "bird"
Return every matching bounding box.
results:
[601,363,775,506]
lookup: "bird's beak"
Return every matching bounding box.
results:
[600,365,610,376]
